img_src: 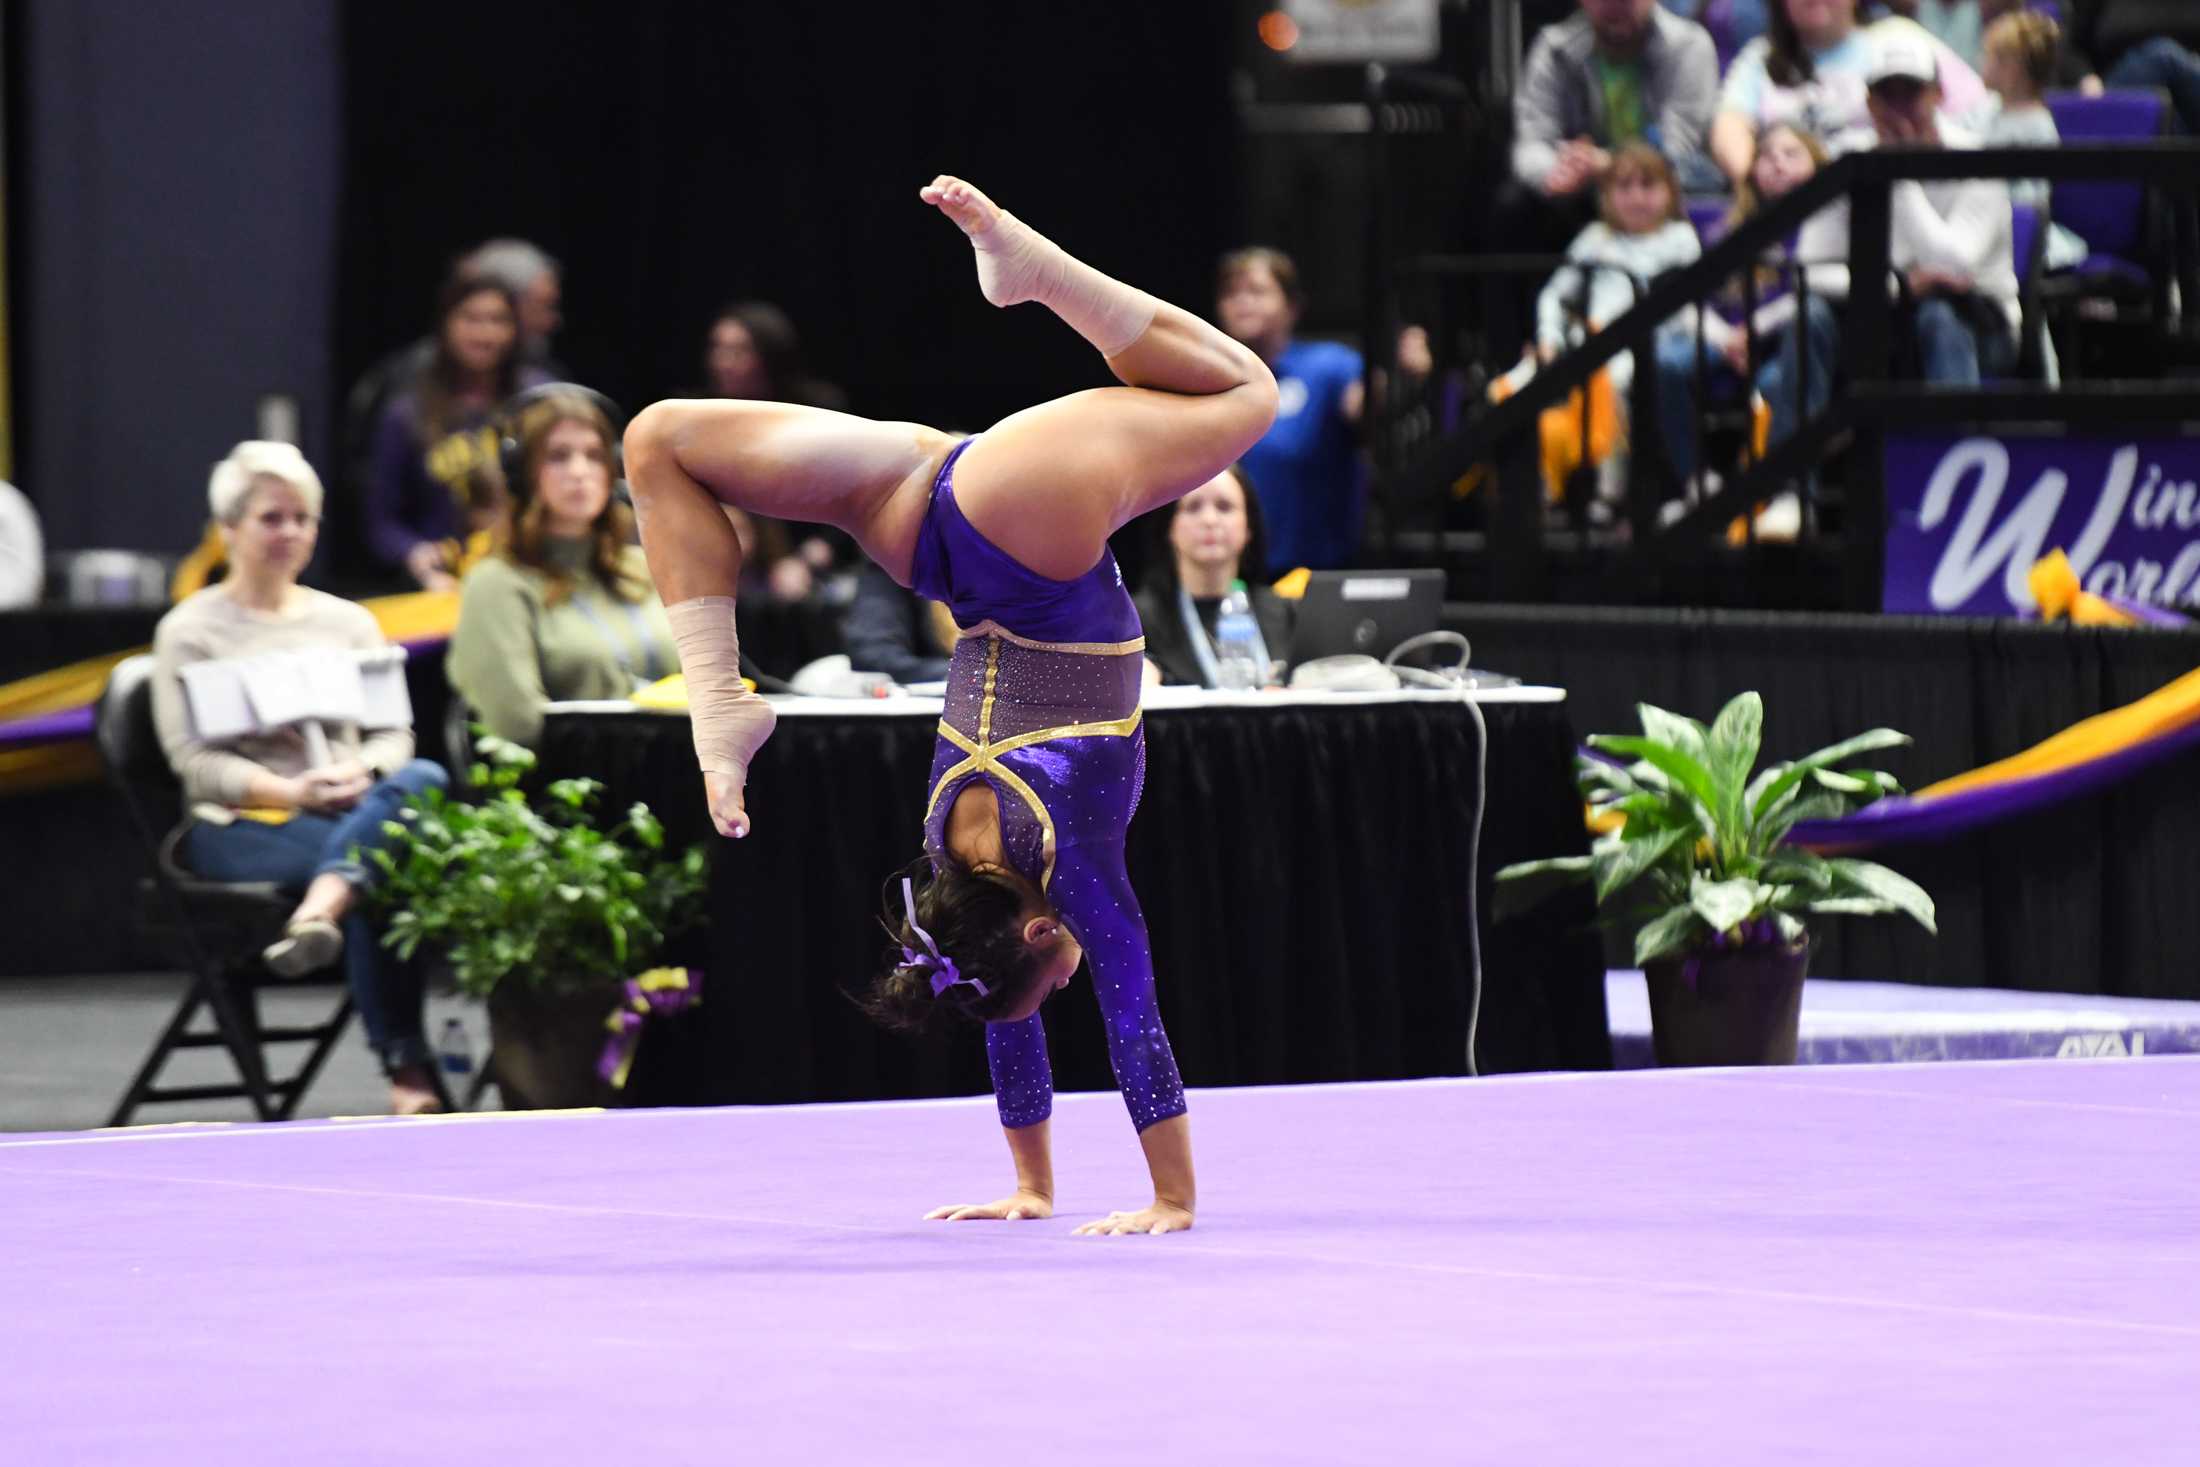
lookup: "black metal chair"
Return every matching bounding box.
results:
[95,654,355,1125]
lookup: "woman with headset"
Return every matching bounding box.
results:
[447,386,680,750]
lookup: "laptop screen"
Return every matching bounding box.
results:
[1290,569,1446,665]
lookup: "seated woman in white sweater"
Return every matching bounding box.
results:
[151,442,450,1114]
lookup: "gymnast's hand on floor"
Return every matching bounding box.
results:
[1072,1201,1193,1237]
[925,1191,1054,1222]
[703,770,751,840]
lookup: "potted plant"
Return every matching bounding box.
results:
[366,736,709,1109]
[1496,692,1936,1067]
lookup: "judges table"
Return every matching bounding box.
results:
[537,684,1608,1109]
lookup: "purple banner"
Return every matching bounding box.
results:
[1883,434,2200,617]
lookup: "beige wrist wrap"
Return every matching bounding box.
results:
[666,596,777,782]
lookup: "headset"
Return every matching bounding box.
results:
[494,381,631,505]
[489,381,801,693]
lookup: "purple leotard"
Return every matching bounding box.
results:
[908,438,1186,1134]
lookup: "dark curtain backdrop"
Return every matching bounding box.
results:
[15,0,339,553]
[336,1,1237,435]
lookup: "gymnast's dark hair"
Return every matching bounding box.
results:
[860,856,1056,1032]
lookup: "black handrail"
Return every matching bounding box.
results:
[1388,142,2200,512]
[1383,140,2200,604]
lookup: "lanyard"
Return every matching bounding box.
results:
[570,589,666,689]
[1177,586,1270,690]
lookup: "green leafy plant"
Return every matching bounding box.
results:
[365,735,708,999]
[1496,692,1936,965]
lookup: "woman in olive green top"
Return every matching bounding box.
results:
[449,389,679,747]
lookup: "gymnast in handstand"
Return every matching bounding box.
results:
[626,176,1276,1237]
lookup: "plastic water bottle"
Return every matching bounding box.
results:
[1213,582,1264,691]
[436,1017,476,1098]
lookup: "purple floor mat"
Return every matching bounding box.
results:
[8,1060,2200,1464]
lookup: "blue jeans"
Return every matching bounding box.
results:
[1651,331,1774,488]
[1766,296,2014,454]
[180,759,447,1073]
[2107,37,2200,136]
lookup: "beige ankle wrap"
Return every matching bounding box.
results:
[666,596,777,782]
[972,210,1158,358]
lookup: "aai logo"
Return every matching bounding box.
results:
[2055,1032,2144,1059]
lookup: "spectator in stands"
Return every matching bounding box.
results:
[1493,2,1721,358]
[1970,9,2087,269]
[844,563,957,686]
[700,302,848,601]
[2060,1,2200,136]
[1134,466,1294,689]
[1216,247,1364,575]
[1712,0,1986,183]
[1765,26,2018,489]
[448,389,677,749]
[1652,121,1827,506]
[703,301,849,411]
[151,442,448,1115]
[337,239,563,587]
[1514,1,1723,200]
[466,238,566,374]
[0,479,42,608]
[1507,143,1709,521]
[364,270,550,591]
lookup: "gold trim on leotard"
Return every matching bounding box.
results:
[954,618,1145,657]
[925,637,1144,892]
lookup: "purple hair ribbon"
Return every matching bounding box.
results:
[903,876,988,999]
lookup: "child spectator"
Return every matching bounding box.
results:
[1503,143,1708,521]
[1971,7,2087,270]
[1652,121,1828,506]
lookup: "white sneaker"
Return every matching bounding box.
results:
[1657,470,1720,530]
[1754,491,1803,543]
[1596,450,1630,510]
[263,917,343,978]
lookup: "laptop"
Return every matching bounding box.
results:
[1289,568,1446,665]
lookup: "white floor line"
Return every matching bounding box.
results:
[11,1159,2198,1344]
[8,1056,2198,1151]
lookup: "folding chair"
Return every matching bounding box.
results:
[96,655,355,1125]
[2041,88,2179,362]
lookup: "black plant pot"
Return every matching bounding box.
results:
[486,985,620,1110]
[1642,941,1808,1067]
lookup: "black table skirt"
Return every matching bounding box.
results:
[1454,606,2200,999]
[538,697,1608,1110]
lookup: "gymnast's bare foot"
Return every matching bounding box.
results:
[704,767,756,841]
[919,174,1038,308]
